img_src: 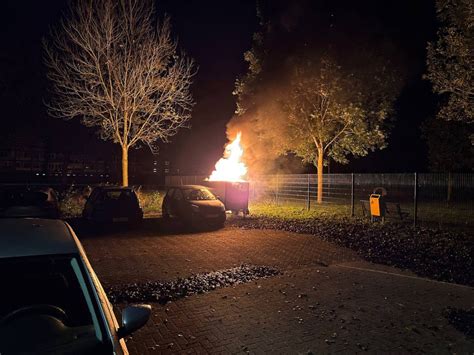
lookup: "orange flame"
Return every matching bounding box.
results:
[209,132,247,182]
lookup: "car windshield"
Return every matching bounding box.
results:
[0,255,109,353]
[183,188,216,201]
[104,190,134,200]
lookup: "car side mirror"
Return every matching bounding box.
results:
[117,304,151,339]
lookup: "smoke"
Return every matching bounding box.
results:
[223,0,315,176]
[226,90,288,176]
[226,62,311,177]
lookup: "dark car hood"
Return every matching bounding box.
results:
[189,200,224,209]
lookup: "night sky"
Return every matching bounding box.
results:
[0,0,439,176]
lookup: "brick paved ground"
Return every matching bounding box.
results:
[75,219,473,354]
[78,219,360,285]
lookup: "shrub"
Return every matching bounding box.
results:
[137,190,164,215]
[59,186,88,218]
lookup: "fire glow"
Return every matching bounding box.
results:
[209,132,248,182]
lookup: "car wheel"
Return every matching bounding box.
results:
[210,218,225,230]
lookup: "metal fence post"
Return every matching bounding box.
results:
[351,173,355,217]
[307,174,311,211]
[414,172,418,227]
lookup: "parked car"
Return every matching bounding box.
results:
[162,185,226,228]
[0,218,151,354]
[82,187,143,224]
[0,186,60,219]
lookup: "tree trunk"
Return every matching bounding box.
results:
[317,149,324,204]
[122,146,129,187]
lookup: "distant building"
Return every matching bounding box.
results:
[0,144,112,183]
[0,143,170,185]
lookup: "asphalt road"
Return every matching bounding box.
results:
[73,218,473,354]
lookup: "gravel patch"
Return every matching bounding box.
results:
[106,264,280,304]
[228,217,473,286]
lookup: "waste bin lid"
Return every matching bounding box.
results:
[373,187,387,196]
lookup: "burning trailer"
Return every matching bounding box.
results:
[207,132,250,216]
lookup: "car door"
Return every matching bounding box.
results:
[163,188,174,216]
[83,189,99,218]
[171,188,184,218]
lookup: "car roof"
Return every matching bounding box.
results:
[0,219,78,259]
[169,185,209,190]
[93,186,135,191]
[0,185,53,191]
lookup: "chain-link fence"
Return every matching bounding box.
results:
[165,173,474,230]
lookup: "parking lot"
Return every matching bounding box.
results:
[75,219,473,354]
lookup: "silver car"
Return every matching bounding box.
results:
[0,218,150,354]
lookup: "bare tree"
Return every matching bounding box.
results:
[44,0,195,186]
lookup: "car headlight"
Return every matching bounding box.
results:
[191,204,200,213]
